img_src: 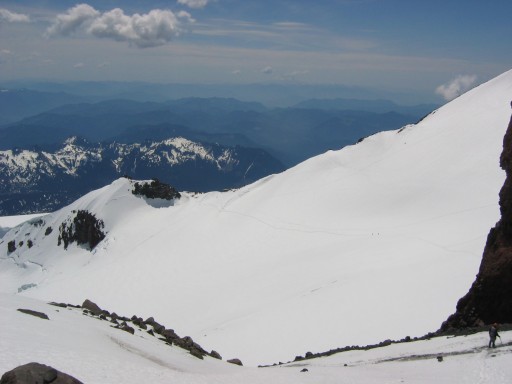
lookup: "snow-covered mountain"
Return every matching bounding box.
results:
[1,69,511,369]
[0,136,284,215]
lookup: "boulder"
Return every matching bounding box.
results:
[161,329,178,341]
[144,317,156,325]
[118,322,135,335]
[0,362,83,384]
[227,358,243,366]
[81,299,102,316]
[152,324,165,334]
[189,349,204,360]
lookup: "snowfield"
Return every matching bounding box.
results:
[0,213,47,238]
[1,68,512,376]
[0,294,510,383]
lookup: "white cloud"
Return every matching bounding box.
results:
[46,4,99,36]
[177,0,209,9]
[73,62,85,68]
[47,4,192,48]
[0,8,30,23]
[261,66,273,74]
[435,74,477,101]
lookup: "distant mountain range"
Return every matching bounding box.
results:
[1,80,442,106]
[0,89,87,125]
[292,98,436,117]
[0,136,284,215]
[0,96,434,165]
[0,91,438,215]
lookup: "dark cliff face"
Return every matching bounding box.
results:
[441,102,512,330]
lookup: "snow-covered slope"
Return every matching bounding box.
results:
[1,294,511,383]
[1,69,511,366]
[0,213,46,238]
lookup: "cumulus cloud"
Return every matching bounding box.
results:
[0,8,30,23]
[47,4,192,48]
[177,0,209,9]
[435,75,477,101]
[46,4,99,36]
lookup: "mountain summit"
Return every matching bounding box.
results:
[1,69,511,366]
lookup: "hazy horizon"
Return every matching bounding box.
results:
[1,1,511,105]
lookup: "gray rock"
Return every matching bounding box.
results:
[120,323,135,335]
[227,358,243,366]
[81,299,102,316]
[0,362,83,384]
[16,309,49,320]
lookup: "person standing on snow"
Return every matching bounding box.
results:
[488,323,500,348]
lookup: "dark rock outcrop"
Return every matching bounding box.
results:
[119,323,135,335]
[57,210,105,251]
[441,103,512,330]
[0,362,83,384]
[16,309,49,320]
[132,179,181,200]
[227,358,243,366]
[51,299,217,361]
[81,299,103,316]
[7,241,16,254]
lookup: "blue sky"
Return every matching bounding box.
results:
[0,0,511,102]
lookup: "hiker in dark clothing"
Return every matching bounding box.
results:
[489,323,500,348]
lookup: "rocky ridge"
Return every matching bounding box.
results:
[441,102,512,329]
[54,299,234,363]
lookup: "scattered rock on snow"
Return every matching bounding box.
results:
[51,299,221,363]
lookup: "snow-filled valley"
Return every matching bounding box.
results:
[1,68,512,382]
[1,294,511,383]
